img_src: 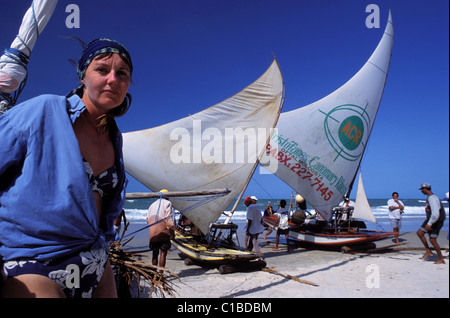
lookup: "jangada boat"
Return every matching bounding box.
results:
[263,175,392,248]
[171,223,267,274]
[126,190,266,273]
[262,12,394,248]
[123,59,284,269]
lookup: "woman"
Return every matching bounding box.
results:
[0,39,132,297]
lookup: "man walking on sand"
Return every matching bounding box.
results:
[147,190,175,268]
[417,183,446,264]
[244,196,263,254]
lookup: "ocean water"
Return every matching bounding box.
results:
[123,198,449,234]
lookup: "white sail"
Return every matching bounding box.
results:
[265,11,393,221]
[352,173,377,223]
[0,0,58,94]
[123,59,284,233]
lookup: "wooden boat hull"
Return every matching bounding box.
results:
[263,215,391,247]
[171,231,263,266]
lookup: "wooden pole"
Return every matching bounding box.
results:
[126,188,231,199]
[262,267,319,287]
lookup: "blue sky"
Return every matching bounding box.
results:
[2,0,448,199]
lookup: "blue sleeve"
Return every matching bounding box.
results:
[0,111,27,178]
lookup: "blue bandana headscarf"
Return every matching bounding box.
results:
[77,38,133,80]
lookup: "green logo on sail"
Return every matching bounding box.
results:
[338,116,364,151]
[322,104,371,162]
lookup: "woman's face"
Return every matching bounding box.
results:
[81,53,131,115]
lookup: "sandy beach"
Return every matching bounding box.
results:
[122,225,449,299]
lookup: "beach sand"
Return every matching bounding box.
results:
[122,224,449,298]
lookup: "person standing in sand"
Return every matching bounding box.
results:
[337,196,355,224]
[147,190,175,268]
[244,196,264,254]
[262,202,274,242]
[272,199,291,252]
[388,192,405,244]
[114,209,128,240]
[417,183,446,264]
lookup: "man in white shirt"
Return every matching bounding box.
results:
[244,196,264,254]
[388,192,405,244]
[273,199,291,252]
[147,190,174,268]
[337,196,355,223]
[417,183,446,265]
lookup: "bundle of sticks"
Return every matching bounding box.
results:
[109,223,180,298]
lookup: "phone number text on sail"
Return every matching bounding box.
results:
[266,143,348,200]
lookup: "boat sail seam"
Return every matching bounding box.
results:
[244,92,282,120]
[367,61,387,75]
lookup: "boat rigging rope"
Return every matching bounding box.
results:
[0,48,30,112]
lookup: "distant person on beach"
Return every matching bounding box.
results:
[114,209,128,240]
[147,190,175,268]
[262,202,274,241]
[417,183,446,265]
[339,196,355,208]
[273,200,291,252]
[0,39,132,298]
[444,193,450,243]
[291,194,307,225]
[337,196,355,223]
[179,214,203,241]
[264,202,274,217]
[244,196,264,254]
[245,196,259,248]
[388,192,405,244]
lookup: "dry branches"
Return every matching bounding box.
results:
[109,223,180,298]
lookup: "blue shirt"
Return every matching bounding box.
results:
[0,94,127,261]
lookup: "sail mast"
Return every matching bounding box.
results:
[126,188,231,199]
[345,10,394,199]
